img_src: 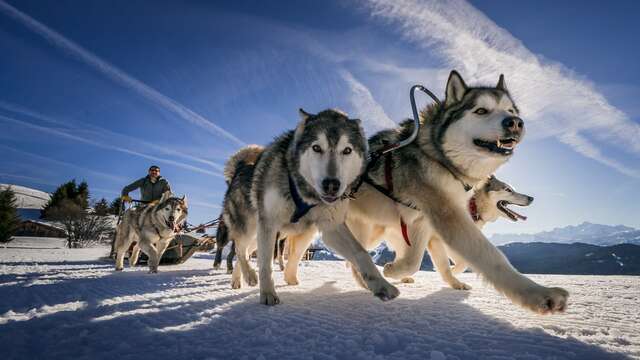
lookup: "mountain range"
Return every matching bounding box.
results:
[489,222,640,246]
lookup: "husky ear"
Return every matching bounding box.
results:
[181,195,188,207]
[445,70,468,107]
[496,74,507,91]
[298,108,313,122]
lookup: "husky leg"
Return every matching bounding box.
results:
[347,261,369,289]
[428,237,471,290]
[115,226,133,271]
[424,195,568,314]
[235,236,258,287]
[277,238,286,272]
[258,220,280,305]
[156,238,172,265]
[226,242,236,274]
[129,244,141,267]
[383,221,431,280]
[213,245,223,269]
[231,259,242,289]
[449,249,468,274]
[137,240,159,273]
[322,223,399,301]
[284,228,315,286]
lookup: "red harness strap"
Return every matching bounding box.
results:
[383,152,411,247]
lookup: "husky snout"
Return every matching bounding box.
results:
[321,177,341,202]
[502,116,524,132]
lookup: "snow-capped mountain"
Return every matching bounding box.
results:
[489,222,640,246]
[0,183,50,220]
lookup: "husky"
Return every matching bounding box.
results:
[227,108,398,305]
[362,175,534,289]
[346,71,568,314]
[114,192,188,273]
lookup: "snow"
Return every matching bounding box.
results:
[0,244,639,359]
[0,183,50,209]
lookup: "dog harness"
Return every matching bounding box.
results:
[288,173,316,223]
[376,148,412,247]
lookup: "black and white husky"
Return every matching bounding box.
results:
[224,109,399,305]
[346,71,568,314]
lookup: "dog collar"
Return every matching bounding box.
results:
[288,173,316,223]
[469,197,481,222]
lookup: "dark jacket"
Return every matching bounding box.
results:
[121,176,171,202]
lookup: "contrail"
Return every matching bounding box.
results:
[0,0,245,147]
[365,0,640,178]
[1,144,126,183]
[0,115,224,178]
[0,101,225,172]
[339,70,396,132]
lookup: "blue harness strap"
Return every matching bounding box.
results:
[288,174,316,223]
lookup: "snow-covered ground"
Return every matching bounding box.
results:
[0,243,638,359]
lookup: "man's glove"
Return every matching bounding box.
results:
[121,195,132,203]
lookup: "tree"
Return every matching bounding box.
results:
[93,198,110,216]
[109,197,123,216]
[47,199,112,248]
[0,187,21,243]
[42,179,90,219]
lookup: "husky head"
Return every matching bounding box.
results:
[477,176,533,222]
[157,192,189,230]
[431,71,525,180]
[292,108,368,204]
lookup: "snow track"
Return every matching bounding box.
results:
[0,247,638,359]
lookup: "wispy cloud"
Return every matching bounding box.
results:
[0,172,59,187]
[364,0,640,178]
[1,144,126,183]
[0,114,224,178]
[339,69,396,132]
[0,101,225,172]
[0,0,245,147]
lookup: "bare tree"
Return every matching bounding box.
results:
[47,199,113,248]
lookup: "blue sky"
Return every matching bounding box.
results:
[1,0,639,235]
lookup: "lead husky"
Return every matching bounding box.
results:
[346,71,568,314]
[114,192,188,273]
[228,108,398,305]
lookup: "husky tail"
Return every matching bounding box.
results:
[223,145,264,184]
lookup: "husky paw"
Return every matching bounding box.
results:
[226,268,233,274]
[449,280,471,290]
[246,270,258,287]
[383,263,409,279]
[401,277,415,284]
[284,273,299,286]
[212,263,220,270]
[519,286,569,314]
[115,267,123,272]
[231,278,242,289]
[148,269,158,274]
[260,290,280,306]
[366,276,400,301]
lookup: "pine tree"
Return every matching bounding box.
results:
[42,179,91,219]
[109,197,123,216]
[0,187,21,242]
[93,198,110,216]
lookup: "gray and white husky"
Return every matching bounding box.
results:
[114,192,188,273]
[226,109,399,305]
[346,71,568,314]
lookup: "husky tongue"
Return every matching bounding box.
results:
[499,201,527,221]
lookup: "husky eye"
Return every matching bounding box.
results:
[474,108,489,115]
[508,109,516,114]
[165,207,170,211]
[504,188,513,193]
[312,145,322,153]
[342,147,352,155]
